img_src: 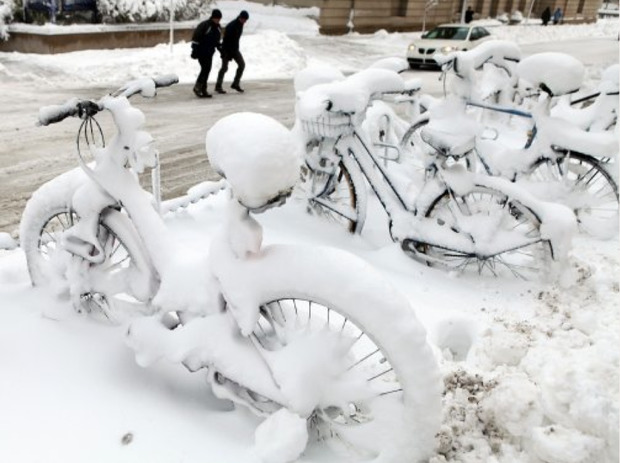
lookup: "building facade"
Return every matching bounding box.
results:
[267,0,603,34]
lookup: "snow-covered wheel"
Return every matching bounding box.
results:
[526,151,618,238]
[405,186,553,279]
[209,245,442,462]
[251,296,439,461]
[400,117,429,155]
[297,161,364,234]
[20,170,157,320]
[206,245,441,463]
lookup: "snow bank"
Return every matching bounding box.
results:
[517,52,584,96]
[205,112,301,210]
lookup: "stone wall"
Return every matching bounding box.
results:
[0,24,194,54]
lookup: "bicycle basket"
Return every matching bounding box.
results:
[300,112,356,138]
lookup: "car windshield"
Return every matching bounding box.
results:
[424,27,470,40]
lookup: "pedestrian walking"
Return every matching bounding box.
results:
[541,6,551,26]
[465,6,474,23]
[191,9,222,98]
[552,7,562,24]
[215,10,249,94]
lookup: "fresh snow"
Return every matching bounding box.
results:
[0,6,619,463]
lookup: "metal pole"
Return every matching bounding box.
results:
[169,0,174,53]
[526,0,536,23]
[460,0,468,23]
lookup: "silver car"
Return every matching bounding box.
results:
[406,24,492,68]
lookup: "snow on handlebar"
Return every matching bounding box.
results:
[110,74,179,98]
[37,75,179,126]
[153,74,179,88]
[37,98,99,126]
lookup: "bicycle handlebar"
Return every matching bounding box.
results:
[153,74,179,88]
[37,74,179,126]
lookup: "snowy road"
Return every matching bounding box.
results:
[0,36,617,235]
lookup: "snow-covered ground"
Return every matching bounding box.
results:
[0,5,617,90]
[0,5,618,463]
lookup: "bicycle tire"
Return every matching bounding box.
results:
[20,170,157,320]
[213,244,442,462]
[400,117,429,154]
[297,161,363,234]
[405,185,553,279]
[527,151,618,238]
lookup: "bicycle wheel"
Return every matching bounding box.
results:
[20,172,157,320]
[400,118,429,156]
[296,161,362,234]
[527,152,618,238]
[405,186,553,279]
[212,245,441,462]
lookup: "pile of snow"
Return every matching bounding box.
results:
[0,12,617,89]
[205,112,301,210]
[0,231,16,249]
[0,0,13,40]
[517,52,584,95]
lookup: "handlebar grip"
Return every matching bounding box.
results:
[38,99,101,126]
[38,98,80,126]
[153,74,179,88]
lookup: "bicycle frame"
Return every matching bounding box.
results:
[33,82,297,408]
[304,110,575,272]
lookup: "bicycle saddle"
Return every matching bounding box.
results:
[421,119,476,158]
[517,52,584,97]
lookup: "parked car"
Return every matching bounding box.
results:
[406,24,492,68]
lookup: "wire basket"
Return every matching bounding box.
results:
[300,112,357,139]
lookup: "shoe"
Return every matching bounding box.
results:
[193,86,204,98]
[231,84,244,93]
[215,87,227,94]
[204,91,213,98]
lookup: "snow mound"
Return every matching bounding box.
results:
[205,112,301,210]
[293,64,344,93]
[254,408,308,463]
[517,52,584,96]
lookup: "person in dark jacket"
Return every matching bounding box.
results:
[541,6,551,26]
[191,9,222,98]
[215,10,249,94]
[465,6,474,23]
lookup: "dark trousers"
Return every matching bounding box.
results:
[195,53,214,92]
[216,50,245,88]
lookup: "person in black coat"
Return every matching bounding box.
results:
[215,10,249,94]
[465,6,474,23]
[191,9,222,98]
[541,7,551,26]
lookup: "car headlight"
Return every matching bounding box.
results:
[408,44,416,51]
[440,46,458,54]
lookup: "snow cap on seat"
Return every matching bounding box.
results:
[206,112,301,210]
[517,52,584,96]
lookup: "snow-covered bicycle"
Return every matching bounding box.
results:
[295,68,576,279]
[401,46,618,238]
[19,76,441,462]
[436,49,618,238]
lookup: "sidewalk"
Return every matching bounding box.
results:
[0,79,295,234]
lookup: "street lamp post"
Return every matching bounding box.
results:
[169,0,175,53]
[423,0,438,32]
[460,0,468,23]
[526,0,537,23]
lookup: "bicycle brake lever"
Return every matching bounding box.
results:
[77,101,101,120]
